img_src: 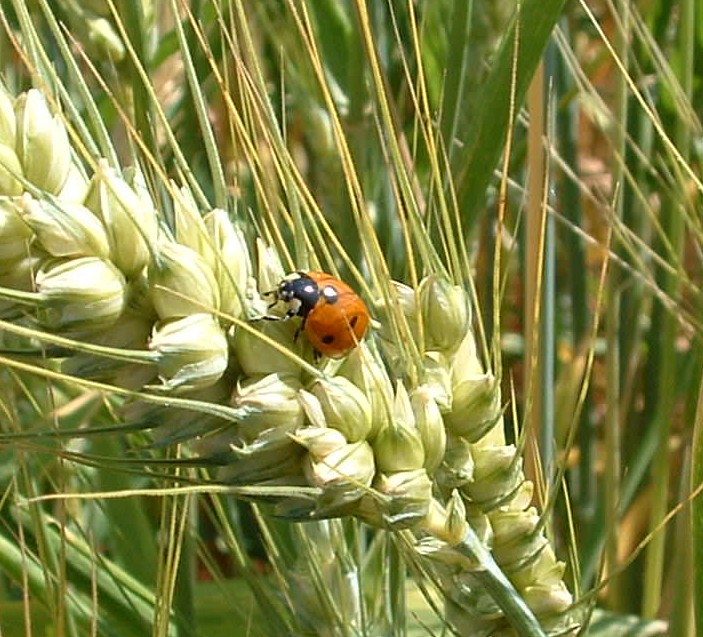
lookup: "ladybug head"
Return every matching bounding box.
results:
[277,272,320,318]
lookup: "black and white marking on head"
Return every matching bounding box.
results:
[278,272,303,300]
[287,297,303,315]
[277,272,321,318]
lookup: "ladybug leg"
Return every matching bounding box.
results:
[263,311,297,322]
[292,315,307,341]
[263,290,298,314]
[261,289,282,319]
[263,300,284,316]
[263,301,297,321]
[262,290,278,305]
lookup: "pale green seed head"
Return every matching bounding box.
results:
[0,197,33,272]
[311,376,373,443]
[450,329,484,380]
[0,144,24,196]
[461,444,522,506]
[522,582,573,615]
[14,89,71,194]
[369,468,432,529]
[337,341,394,439]
[491,507,540,547]
[373,383,425,473]
[418,275,470,353]
[294,425,348,459]
[509,480,534,511]
[209,427,304,484]
[36,256,127,332]
[298,389,327,429]
[419,495,469,548]
[410,386,446,474]
[436,435,474,488]
[148,241,220,319]
[122,270,157,319]
[391,280,418,323]
[303,440,375,491]
[149,313,229,392]
[141,377,233,445]
[472,442,516,477]
[444,490,470,544]
[512,546,569,591]
[232,373,305,440]
[173,184,216,266]
[57,161,89,204]
[376,281,419,353]
[84,161,158,277]
[444,361,501,442]
[465,505,493,545]
[414,536,468,568]
[20,194,110,259]
[0,254,41,293]
[204,208,252,319]
[232,319,302,377]
[425,508,490,559]
[0,84,16,148]
[420,351,453,411]
[0,252,42,316]
[63,308,156,390]
[393,379,414,426]
[493,528,550,571]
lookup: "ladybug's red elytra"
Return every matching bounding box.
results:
[268,271,370,358]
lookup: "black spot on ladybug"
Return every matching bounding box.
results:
[321,334,335,344]
[349,315,358,328]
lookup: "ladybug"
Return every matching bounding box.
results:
[268,271,370,358]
